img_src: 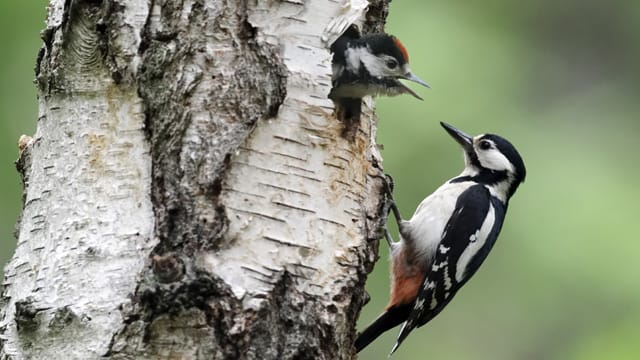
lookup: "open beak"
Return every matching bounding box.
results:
[441,122,474,153]
[398,72,430,100]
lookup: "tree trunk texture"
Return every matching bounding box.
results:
[0,0,390,359]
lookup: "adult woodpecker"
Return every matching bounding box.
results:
[329,26,429,135]
[355,122,526,355]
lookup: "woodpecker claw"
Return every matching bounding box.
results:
[382,174,402,224]
[380,174,402,249]
[389,203,402,227]
[384,226,398,249]
[384,174,395,195]
[381,198,398,248]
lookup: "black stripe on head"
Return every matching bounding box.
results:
[451,169,509,188]
[480,134,527,184]
[465,147,482,169]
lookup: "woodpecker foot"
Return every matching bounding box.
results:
[372,172,394,200]
[381,197,402,243]
[383,173,395,196]
[380,178,401,249]
[382,174,402,224]
[384,225,398,249]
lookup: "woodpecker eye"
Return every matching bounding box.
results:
[386,58,398,69]
[479,140,492,150]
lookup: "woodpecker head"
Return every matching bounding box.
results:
[441,122,526,201]
[330,33,429,100]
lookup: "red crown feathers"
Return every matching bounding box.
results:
[392,36,409,62]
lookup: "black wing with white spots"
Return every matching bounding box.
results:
[390,184,507,354]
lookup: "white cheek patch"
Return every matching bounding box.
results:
[359,51,389,77]
[345,47,366,73]
[478,149,515,173]
[346,46,402,78]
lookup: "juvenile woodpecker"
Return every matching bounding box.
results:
[329,26,429,133]
[330,26,429,100]
[355,122,526,354]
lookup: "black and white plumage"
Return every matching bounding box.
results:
[330,26,429,100]
[329,26,429,134]
[355,122,526,355]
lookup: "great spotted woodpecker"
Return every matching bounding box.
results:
[356,122,526,354]
[329,26,429,134]
[330,26,429,100]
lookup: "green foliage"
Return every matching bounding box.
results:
[1,1,639,359]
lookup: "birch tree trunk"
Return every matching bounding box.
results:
[0,0,390,359]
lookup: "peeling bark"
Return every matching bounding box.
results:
[1,0,390,359]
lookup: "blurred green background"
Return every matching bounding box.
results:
[364,1,640,359]
[1,1,639,359]
[0,2,44,265]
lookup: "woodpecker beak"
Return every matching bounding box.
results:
[441,122,474,153]
[398,72,430,100]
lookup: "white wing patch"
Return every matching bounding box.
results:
[430,295,438,310]
[455,203,496,282]
[439,244,450,254]
[424,281,435,290]
[443,265,452,291]
[431,261,448,272]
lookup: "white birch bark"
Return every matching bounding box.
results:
[0,0,390,359]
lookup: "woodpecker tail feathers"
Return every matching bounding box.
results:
[355,304,411,353]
